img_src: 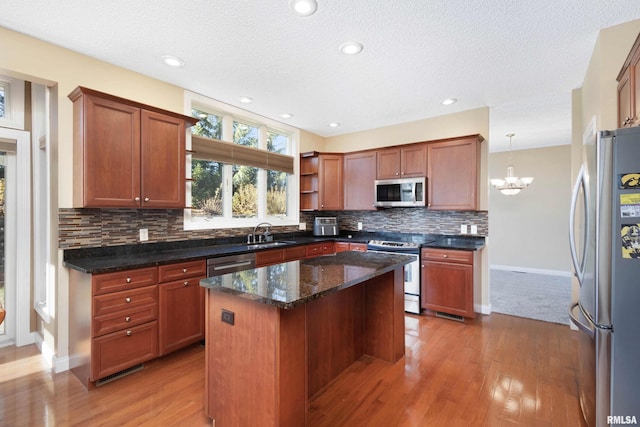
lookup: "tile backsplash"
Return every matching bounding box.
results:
[59,208,487,249]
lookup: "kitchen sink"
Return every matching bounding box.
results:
[246,241,297,249]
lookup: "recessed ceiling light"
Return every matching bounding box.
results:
[328,122,340,128]
[339,41,364,55]
[279,113,294,119]
[161,55,185,67]
[289,0,318,17]
[239,96,254,104]
[440,98,458,106]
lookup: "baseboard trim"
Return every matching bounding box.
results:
[34,332,70,373]
[490,265,573,277]
[474,303,491,315]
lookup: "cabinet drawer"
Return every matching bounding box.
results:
[93,285,158,317]
[256,249,284,266]
[421,248,473,264]
[91,320,158,381]
[334,242,350,253]
[322,242,335,254]
[92,267,158,295]
[306,243,324,257]
[92,303,158,337]
[158,260,206,283]
[283,245,306,261]
[350,243,368,252]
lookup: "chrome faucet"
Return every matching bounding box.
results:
[252,222,273,243]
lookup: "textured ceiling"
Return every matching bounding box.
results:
[2,1,640,152]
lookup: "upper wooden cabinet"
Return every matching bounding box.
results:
[300,152,343,211]
[343,150,377,210]
[427,135,483,210]
[617,33,640,128]
[376,143,427,179]
[69,87,198,208]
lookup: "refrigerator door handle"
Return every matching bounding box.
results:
[569,302,595,338]
[569,166,588,282]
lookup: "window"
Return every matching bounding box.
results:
[0,76,25,130]
[185,92,299,230]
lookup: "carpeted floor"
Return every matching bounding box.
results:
[490,269,571,325]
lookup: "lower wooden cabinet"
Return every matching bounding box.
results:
[158,277,205,356]
[158,261,206,356]
[421,248,476,319]
[91,320,159,380]
[335,242,367,253]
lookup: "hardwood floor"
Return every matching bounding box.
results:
[0,313,586,426]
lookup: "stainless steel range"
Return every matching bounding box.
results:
[367,239,421,314]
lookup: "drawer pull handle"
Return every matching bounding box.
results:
[134,197,140,202]
[183,268,188,273]
[125,297,132,303]
[443,254,448,258]
[126,277,132,283]
[125,316,131,322]
[144,197,150,202]
[126,330,132,336]
[184,281,189,287]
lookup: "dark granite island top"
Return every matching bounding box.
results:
[201,250,408,426]
[199,250,415,309]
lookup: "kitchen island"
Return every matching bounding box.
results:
[199,250,412,426]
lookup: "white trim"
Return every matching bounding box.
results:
[474,303,492,315]
[34,332,69,373]
[0,128,32,347]
[0,75,25,130]
[490,265,573,277]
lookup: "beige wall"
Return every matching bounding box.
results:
[488,145,572,273]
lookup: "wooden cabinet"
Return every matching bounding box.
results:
[256,243,335,267]
[617,33,640,127]
[427,135,483,210]
[335,242,367,253]
[343,151,377,210]
[90,267,159,382]
[421,248,476,319]
[69,86,198,208]
[376,143,427,179]
[158,260,206,356]
[300,152,343,211]
[305,243,324,258]
[256,249,285,267]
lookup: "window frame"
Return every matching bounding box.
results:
[0,76,25,130]
[183,91,300,230]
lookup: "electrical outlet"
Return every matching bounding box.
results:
[299,222,306,230]
[139,228,149,241]
[470,225,478,234]
[460,224,468,234]
[357,222,363,230]
[221,309,235,325]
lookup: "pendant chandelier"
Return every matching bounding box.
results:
[490,133,534,196]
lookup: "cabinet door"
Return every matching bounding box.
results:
[618,66,634,128]
[319,154,343,210]
[334,242,350,253]
[421,261,473,318]
[376,147,401,179]
[256,249,284,267]
[305,243,324,258]
[400,144,427,177]
[427,136,479,210]
[91,320,158,381]
[344,151,377,210]
[158,277,205,356]
[140,110,186,208]
[79,94,141,207]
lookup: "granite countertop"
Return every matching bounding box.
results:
[63,232,485,274]
[199,251,415,309]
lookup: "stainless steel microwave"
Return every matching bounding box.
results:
[374,177,426,207]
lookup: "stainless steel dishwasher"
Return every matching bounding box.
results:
[206,252,256,277]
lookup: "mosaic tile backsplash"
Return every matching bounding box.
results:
[59,208,488,249]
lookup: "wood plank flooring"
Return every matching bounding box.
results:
[0,313,586,426]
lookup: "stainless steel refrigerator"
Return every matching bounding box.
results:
[569,126,640,427]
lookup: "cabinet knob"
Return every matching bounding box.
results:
[443,254,448,258]
[134,197,140,202]
[401,172,405,175]
[395,172,399,176]
[184,281,190,287]
[144,197,150,202]
[125,297,132,303]
[125,316,131,322]
[126,330,132,336]
[182,268,188,273]
[126,277,132,283]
